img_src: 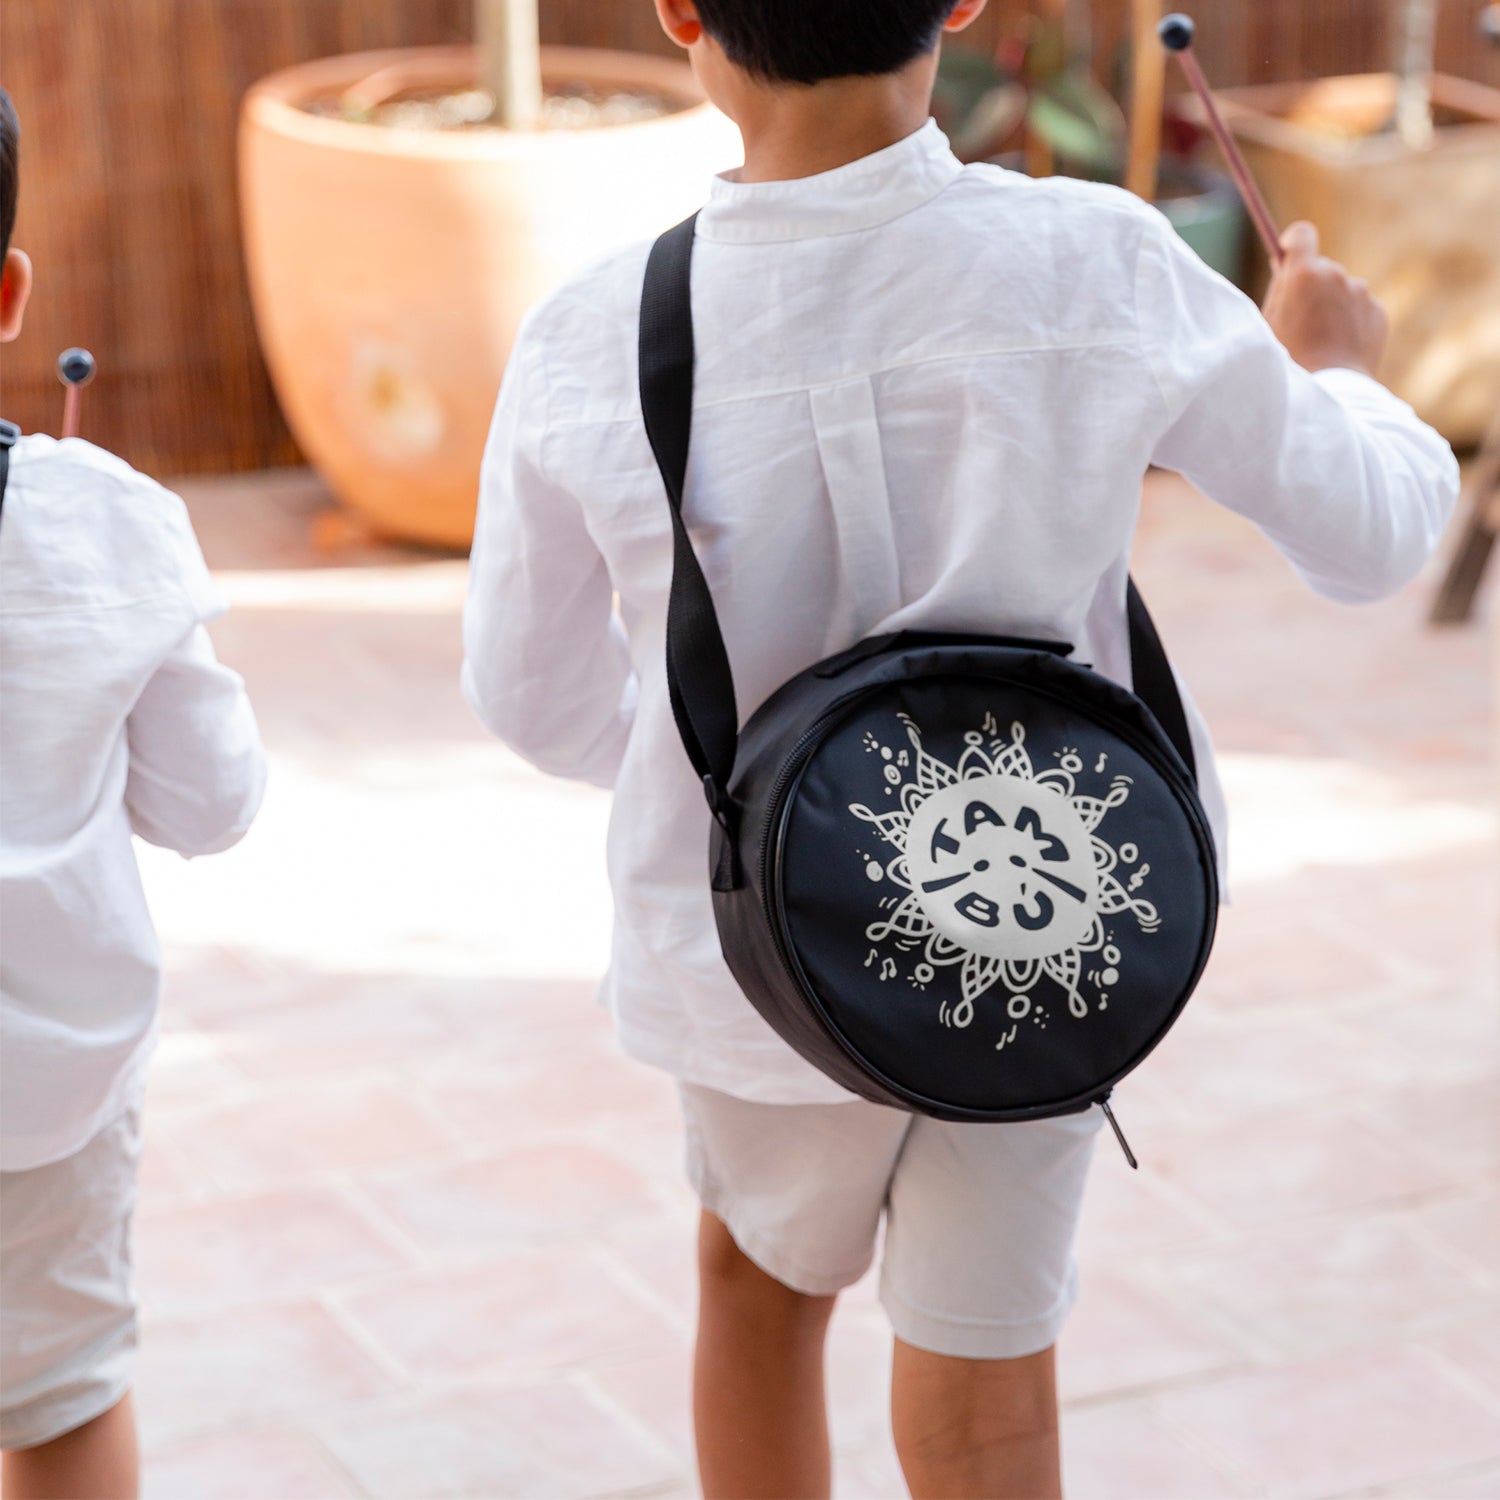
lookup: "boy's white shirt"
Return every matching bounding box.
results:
[463,121,1459,1106]
[0,436,266,1169]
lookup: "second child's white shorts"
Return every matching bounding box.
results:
[0,1108,141,1451]
[680,1083,1101,1360]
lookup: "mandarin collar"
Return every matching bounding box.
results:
[696,119,964,244]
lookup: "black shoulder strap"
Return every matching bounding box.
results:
[638,218,1197,794]
[639,215,740,813]
[1125,577,1197,777]
[0,418,19,529]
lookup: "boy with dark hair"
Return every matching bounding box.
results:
[463,3,1457,1494]
[0,87,267,1499]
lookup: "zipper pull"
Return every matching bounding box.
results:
[1099,1096,1139,1171]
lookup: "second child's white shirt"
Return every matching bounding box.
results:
[0,436,266,1168]
[463,121,1459,1105]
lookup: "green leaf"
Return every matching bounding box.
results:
[952,82,1029,160]
[1028,71,1126,174]
[935,47,1016,138]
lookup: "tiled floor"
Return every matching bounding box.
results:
[130,467,1498,1500]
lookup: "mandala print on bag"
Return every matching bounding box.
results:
[851,714,1161,1045]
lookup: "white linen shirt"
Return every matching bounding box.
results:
[0,436,266,1168]
[463,121,1459,1106]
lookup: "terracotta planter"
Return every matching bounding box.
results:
[1210,74,1500,448]
[240,47,741,547]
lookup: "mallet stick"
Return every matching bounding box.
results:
[1158,14,1285,268]
[57,348,96,440]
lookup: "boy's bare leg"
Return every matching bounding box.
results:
[891,1340,1062,1500]
[693,1210,838,1499]
[2,1390,139,1500]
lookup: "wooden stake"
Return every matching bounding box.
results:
[476,0,542,131]
[1430,404,1500,625]
[1127,0,1166,202]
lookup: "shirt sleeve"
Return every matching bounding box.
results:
[1135,210,1461,603]
[461,316,637,789]
[126,624,267,857]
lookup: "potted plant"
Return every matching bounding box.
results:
[1207,0,1500,446]
[239,1,740,548]
[933,0,1247,286]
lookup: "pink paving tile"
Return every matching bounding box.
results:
[1073,1147,1227,1265]
[414,1045,680,1151]
[1154,1214,1496,1360]
[160,941,301,1022]
[1159,1346,1500,1499]
[1415,1461,1500,1498]
[589,1102,701,1190]
[1354,1071,1500,1180]
[835,1441,910,1499]
[427,975,616,1053]
[137,1133,197,1204]
[605,1223,700,1324]
[317,1380,682,1499]
[1414,1191,1500,1279]
[197,979,458,1082]
[337,1247,677,1380]
[360,1140,659,1254]
[1350,984,1500,1089]
[1148,1108,1458,1228]
[1137,1008,1399,1124]
[157,1080,457,1188]
[145,1024,249,1105]
[137,1300,400,1443]
[135,1187,410,1318]
[587,1345,696,1463]
[1060,1272,1250,1401]
[1427,1320,1500,1408]
[1200,909,1402,1010]
[1060,1396,1252,1500]
[144,1426,361,1499]
[826,1310,897,1459]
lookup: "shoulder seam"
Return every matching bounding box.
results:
[543,338,1139,432]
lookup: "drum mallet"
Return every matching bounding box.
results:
[1159,14,1285,268]
[57,348,96,440]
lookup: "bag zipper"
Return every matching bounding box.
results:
[1098,1095,1139,1169]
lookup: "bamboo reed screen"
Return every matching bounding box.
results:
[1,0,1496,476]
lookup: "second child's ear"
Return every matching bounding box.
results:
[0,248,33,343]
[654,0,704,49]
[943,0,989,33]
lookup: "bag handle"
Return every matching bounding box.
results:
[638,215,1197,806]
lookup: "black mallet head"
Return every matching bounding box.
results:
[1159,13,1196,52]
[57,348,97,388]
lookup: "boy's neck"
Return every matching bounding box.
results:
[729,66,936,184]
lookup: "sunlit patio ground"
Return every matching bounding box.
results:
[130,467,1498,1500]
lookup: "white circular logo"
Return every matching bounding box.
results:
[903,773,1100,962]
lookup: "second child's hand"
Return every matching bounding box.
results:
[1261,221,1389,379]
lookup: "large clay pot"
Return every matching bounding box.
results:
[1210,74,1500,449]
[240,47,741,547]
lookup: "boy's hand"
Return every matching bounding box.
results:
[1262,222,1388,379]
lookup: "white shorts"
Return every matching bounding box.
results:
[0,1108,141,1450]
[680,1083,1102,1361]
